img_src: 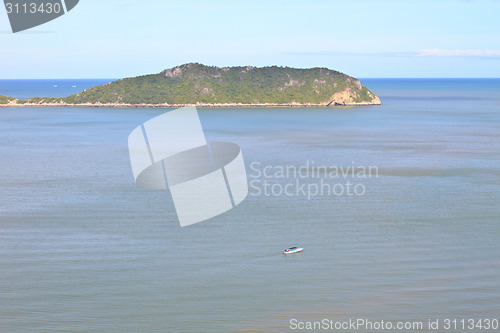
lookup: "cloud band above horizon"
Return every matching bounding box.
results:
[290,49,500,58]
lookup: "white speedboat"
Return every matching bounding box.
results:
[283,247,303,254]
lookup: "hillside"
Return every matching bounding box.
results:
[0,95,16,104]
[1,64,381,107]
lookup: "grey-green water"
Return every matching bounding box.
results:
[0,79,499,332]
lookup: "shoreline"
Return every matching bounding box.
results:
[0,101,381,108]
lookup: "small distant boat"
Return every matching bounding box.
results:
[283,247,303,254]
[72,85,76,88]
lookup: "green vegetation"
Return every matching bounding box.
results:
[1,64,380,106]
[25,97,59,103]
[0,94,16,104]
[354,86,374,103]
[59,63,379,105]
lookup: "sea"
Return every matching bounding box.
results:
[0,79,499,332]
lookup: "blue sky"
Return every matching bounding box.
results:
[1,0,499,78]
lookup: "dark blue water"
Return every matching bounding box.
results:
[362,78,500,103]
[0,79,499,332]
[0,79,116,100]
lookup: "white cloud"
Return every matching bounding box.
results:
[287,49,500,58]
[416,49,500,57]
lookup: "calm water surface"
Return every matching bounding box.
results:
[0,79,499,332]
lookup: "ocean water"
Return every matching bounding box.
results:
[0,79,115,100]
[0,79,499,332]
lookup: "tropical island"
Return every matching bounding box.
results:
[0,63,380,107]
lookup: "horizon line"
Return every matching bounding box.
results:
[1,77,500,80]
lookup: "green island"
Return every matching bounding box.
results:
[0,63,381,107]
